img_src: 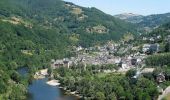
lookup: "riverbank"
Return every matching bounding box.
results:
[34,69,48,79]
[46,80,82,99]
[33,69,81,99]
[58,85,82,99]
[28,78,76,100]
[46,80,60,86]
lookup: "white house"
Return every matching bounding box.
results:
[122,63,129,69]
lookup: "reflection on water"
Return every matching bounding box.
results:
[28,78,60,100]
[17,67,78,100]
[28,78,77,100]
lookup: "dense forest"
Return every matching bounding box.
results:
[0,0,170,99]
[0,0,136,47]
[54,65,159,100]
[0,0,137,99]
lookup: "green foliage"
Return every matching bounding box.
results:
[54,66,159,100]
[95,92,106,100]
[0,0,141,99]
[145,53,170,66]
[126,69,136,78]
[165,42,170,52]
[10,71,21,83]
[0,80,7,94]
[0,0,136,47]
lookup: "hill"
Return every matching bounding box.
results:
[0,0,136,47]
[0,0,136,99]
[114,13,144,23]
[115,13,170,32]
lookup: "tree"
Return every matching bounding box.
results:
[0,80,7,94]
[104,83,113,96]
[126,69,136,78]
[165,68,170,80]
[47,66,53,76]
[142,92,151,100]
[108,92,117,100]
[165,42,170,52]
[9,61,18,70]
[95,92,106,100]
[10,71,21,83]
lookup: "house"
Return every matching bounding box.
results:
[141,68,154,73]
[131,58,137,65]
[157,35,161,39]
[149,37,155,42]
[156,73,165,83]
[121,63,129,69]
[52,60,64,69]
[143,44,150,53]
[76,46,83,51]
[143,37,147,41]
[63,58,72,68]
[150,44,160,53]
[114,57,121,64]
[165,35,170,42]
[142,44,159,54]
[51,58,74,69]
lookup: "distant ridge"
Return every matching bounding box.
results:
[115,12,170,30]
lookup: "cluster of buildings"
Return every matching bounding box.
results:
[51,42,146,71]
[142,34,170,54]
[50,34,169,74]
[142,35,162,42]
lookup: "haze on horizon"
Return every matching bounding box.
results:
[63,0,170,16]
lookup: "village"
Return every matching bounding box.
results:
[34,33,170,99]
[50,35,163,74]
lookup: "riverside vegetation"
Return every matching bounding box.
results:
[0,0,170,100]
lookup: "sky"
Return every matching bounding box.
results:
[63,0,170,16]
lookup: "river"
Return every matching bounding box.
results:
[17,67,77,100]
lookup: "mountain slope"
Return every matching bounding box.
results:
[139,13,170,28]
[0,1,137,98]
[0,0,136,47]
[114,13,144,23]
[115,13,170,31]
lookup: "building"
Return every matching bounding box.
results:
[150,44,160,53]
[76,46,83,51]
[52,60,64,69]
[131,58,137,65]
[156,73,165,83]
[141,68,154,73]
[142,44,159,54]
[121,63,129,69]
[143,44,151,53]
[51,59,73,69]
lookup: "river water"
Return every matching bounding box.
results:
[17,67,77,100]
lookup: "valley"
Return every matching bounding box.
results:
[0,0,170,100]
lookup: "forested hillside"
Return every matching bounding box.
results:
[0,0,136,47]
[115,13,170,32]
[0,0,136,99]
